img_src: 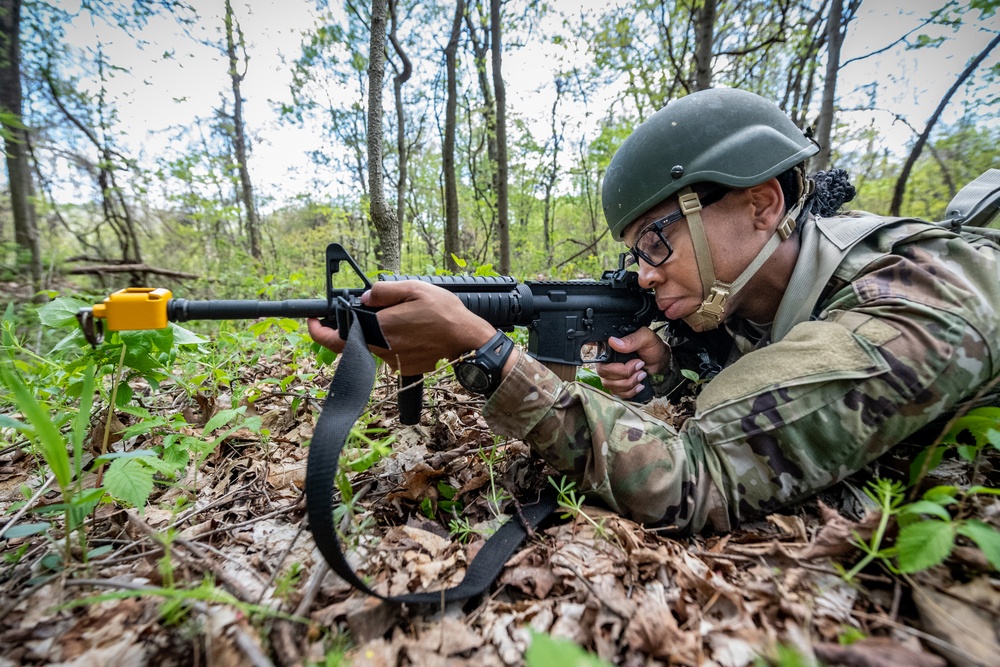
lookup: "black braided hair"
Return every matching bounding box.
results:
[808,168,857,217]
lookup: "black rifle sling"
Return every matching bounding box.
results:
[306,309,559,604]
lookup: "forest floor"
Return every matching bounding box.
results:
[1,346,999,667]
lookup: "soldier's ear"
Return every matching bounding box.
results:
[747,179,785,231]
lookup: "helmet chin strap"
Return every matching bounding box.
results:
[680,176,814,331]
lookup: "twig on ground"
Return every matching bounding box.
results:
[0,473,56,540]
[65,578,276,667]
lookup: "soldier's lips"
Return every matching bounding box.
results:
[657,298,687,319]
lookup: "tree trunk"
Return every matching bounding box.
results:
[542,78,565,265]
[0,0,42,292]
[465,5,498,263]
[225,0,261,260]
[490,0,509,273]
[890,31,1000,216]
[813,0,846,172]
[388,0,411,259]
[443,0,464,272]
[367,0,401,272]
[692,0,717,90]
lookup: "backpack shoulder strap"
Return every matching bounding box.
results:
[946,169,1000,229]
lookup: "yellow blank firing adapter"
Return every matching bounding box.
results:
[91,288,173,331]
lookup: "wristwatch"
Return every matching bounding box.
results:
[454,330,515,396]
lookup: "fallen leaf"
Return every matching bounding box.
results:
[913,578,1000,667]
[814,638,947,667]
[799,501,882,560]
[625,597,697,660]
[767,513,808,542]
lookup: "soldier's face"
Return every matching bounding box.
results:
[624,199,705,322]
[623,190,760,326]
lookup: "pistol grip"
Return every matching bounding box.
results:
[633,378,654,403]
[399,374,424,425]
[619,351,654,404]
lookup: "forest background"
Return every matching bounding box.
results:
[2,0,999,301]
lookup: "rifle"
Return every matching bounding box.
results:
[77,242,667,417]
[75,242,678,603]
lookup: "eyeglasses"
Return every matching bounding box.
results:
[625,189,728,268]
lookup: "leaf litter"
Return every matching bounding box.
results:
[1,350,999,666]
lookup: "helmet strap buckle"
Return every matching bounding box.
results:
[679,191,703,216]
[684,282,730,330]
[776,215,796,241]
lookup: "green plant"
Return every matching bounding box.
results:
[274,562,304,601]
[525,630,610,667]
[478,437,511,522]
[448,517,488,543]
[895,484,1000,573]
[1,334,99,563]
[841,478,905,582]
[841,478,1000,581]
[548,476,608,539]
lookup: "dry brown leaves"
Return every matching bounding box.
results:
[2,354,999,666]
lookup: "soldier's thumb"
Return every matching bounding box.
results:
[608,335,638,353]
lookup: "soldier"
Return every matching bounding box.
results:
[309,87,1000,532]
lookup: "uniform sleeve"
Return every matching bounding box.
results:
[482,352,730,529]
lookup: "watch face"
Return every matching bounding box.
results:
[456,362,491,394]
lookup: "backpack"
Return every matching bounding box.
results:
[944,168,1000,236]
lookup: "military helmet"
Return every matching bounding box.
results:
[602,88,819,240]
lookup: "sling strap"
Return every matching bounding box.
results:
[306,309,559,604]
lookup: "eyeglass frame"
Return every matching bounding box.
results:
[625,188,729,268]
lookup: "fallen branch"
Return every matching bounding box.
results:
[65,264,201,280]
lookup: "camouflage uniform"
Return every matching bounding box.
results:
[483,214,1000,532]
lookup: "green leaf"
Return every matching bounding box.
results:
[169,323,208,346]
[0,362,71,490]
[450,253,467,268]
[115,383,134,407]
[162,444,190,470]
[0,414,28,430]
[910,447,947,482]
[1,522,51,539]
[119,415,173,439]
[250,320,273,336]
[95,449,159,463]
[67,488,106,529]
[896,521,956,573]
[50,329,88,353]
[87,544,114,559]
[923,485,959,505]
[526,631,611,667]
[956,520,1000,571]
[204,407,245,433]
[680,368,700,382]
[900,501,952,521]
[316,345,337,365]
[36,297,89,329]
[575,366,605,391]
[104,458,155,508]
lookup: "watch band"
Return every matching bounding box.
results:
[456,330,515,395]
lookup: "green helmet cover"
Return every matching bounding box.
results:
[602,88,820,240]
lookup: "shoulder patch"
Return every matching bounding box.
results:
[696,320,888,412]
[830,310,902,347]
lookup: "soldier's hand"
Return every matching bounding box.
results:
[596,327,671,399]
[308,281,496,376]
